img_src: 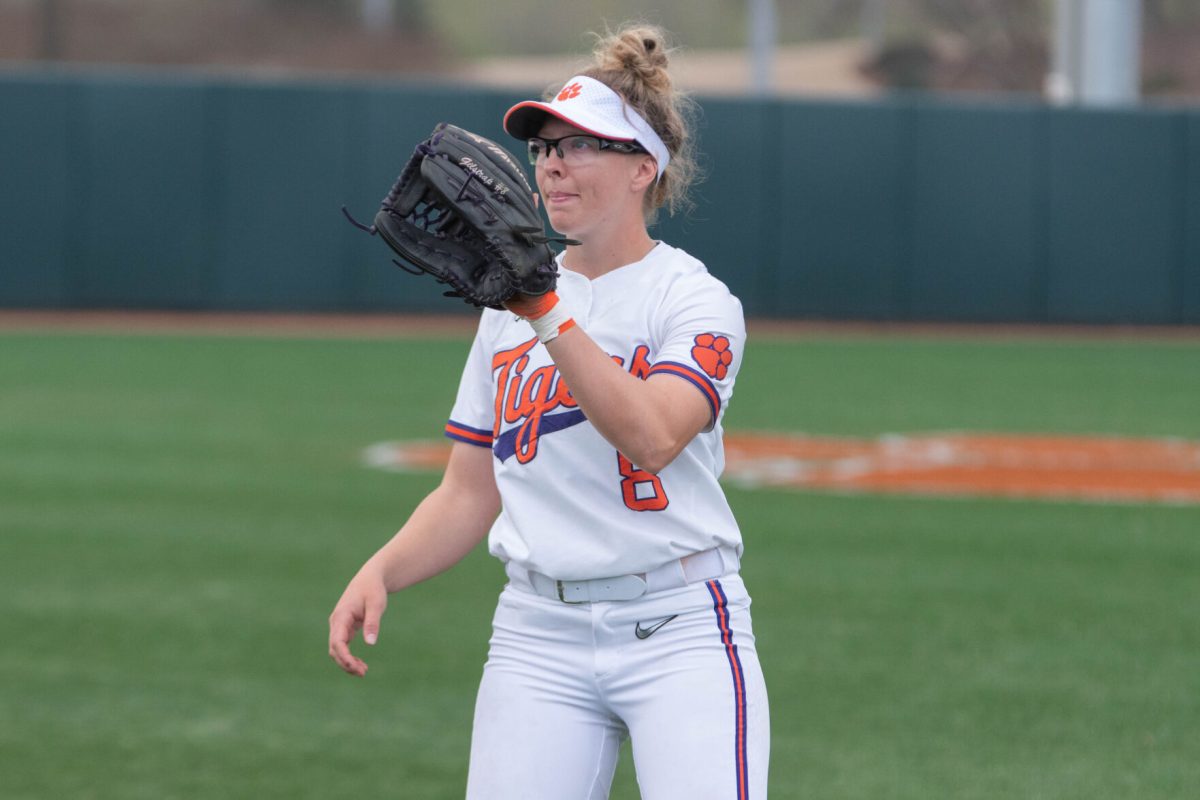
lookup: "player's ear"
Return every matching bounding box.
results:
[629,155,658,194]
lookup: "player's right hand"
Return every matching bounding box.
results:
[328,568,389,677]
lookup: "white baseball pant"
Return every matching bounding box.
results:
[464,572,770,799]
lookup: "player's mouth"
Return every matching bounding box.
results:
[545,191,578,205]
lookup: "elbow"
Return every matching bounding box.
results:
[639,456,671,476]
[624,435,684,476]
[638,450,673,476]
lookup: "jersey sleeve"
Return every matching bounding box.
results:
[648,274,747,429]
[445,313,496,448]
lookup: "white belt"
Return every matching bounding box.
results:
[516,546,739,604]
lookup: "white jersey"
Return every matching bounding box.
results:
[445,242,746,580]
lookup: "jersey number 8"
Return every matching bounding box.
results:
[617,452,669,511]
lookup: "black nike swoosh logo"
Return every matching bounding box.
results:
[634,615,678,640]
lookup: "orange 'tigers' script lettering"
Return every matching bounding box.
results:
[492,337,577,463]
[490,340,655,464]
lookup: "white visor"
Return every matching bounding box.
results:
[503,75,670,179]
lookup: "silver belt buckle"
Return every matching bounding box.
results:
[556,580,586,604]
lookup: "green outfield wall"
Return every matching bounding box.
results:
[2,68,1197,323]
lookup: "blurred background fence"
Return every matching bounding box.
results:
[2,67,1197,323]
[2,0,1199,324]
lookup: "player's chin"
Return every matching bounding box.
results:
[545,210,584,240]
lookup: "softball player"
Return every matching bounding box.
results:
[329,24,769,799]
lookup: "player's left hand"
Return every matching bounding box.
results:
[503,290,558,319]
[343,122,571,310]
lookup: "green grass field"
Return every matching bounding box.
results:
[1,327,1198,799]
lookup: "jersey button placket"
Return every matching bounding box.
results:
[572,270,593,328]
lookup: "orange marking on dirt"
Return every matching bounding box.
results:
[722,433,1200,504]
[362,433,1200,505]
[362,441,455,471]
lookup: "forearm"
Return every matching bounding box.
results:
[545,325,685,472]
[361,478,497,593]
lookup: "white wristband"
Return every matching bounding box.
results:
[525,301,576,344]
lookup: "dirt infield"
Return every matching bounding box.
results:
[721,432,1200,504]
[3,310,1199,342]
[0,310,480,338]
[364,433,1200,505]
[6,310,1194,504]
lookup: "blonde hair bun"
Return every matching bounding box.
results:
[583,23,699,221]
[594,26,671,92]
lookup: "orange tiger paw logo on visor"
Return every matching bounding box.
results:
[557,82,583,101]
[691,333,733,380]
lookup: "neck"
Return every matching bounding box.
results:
[561,227,656,279]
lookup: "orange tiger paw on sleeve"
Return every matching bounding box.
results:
[690,334,734,380]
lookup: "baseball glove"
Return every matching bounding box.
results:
[343,122,572,310]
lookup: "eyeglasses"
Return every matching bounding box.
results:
[526,135,649,166]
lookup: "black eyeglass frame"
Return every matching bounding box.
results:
[525,135,650,165]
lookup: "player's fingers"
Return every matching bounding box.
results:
[328,609,367,676]
[361,591,388,646]
[329,636,368,676]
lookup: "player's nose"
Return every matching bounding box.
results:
[540,147,568,175]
